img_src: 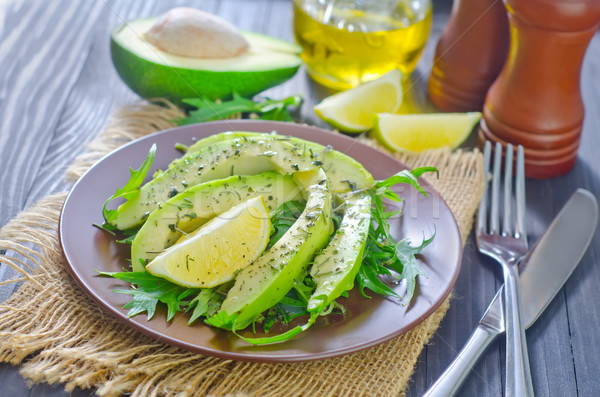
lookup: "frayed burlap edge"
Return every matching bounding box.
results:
[0,100,484,397]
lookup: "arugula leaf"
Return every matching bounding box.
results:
[178,93,257,123]
[235,276,322,345]
[261,275,316,333]
[174,93,303,125]
[102,144,156,227]
[187,288,225,325]
[254,95,303,121]
[204,310,238,329]
[267,200,305,250]
[236,313,318,346]
[97,270,197,321]
[394,233,435,301]
[374,166,438,202]
[357,167,438,303]
[116,231,138,245]
[357,256,399,299]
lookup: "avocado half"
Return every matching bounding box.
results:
[110,18,303,103]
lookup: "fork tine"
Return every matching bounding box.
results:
[515,145,527,242]
[502,144,514,236]
[478,141,492,233]
[490,142,502,234]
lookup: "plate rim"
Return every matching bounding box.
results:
[59,119,462,363]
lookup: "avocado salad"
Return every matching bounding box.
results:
[98,131,437,345]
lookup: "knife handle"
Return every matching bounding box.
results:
[422,325,498,397]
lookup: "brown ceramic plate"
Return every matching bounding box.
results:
[59,120,461,363]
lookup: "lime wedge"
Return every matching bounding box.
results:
[373,112,482,152]
[314,69,403,134]
[146,196,271,288]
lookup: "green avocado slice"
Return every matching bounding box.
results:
[130,172,303,272]
[111,18,302,104]
[206,168,334,330]
[180,132,375,338]
[112,135,318,230]
[308,193,371,313]
[185,131,375,194]
[232,193,372,345]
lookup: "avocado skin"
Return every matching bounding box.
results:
[110,38,301,105]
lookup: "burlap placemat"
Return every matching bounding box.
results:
[0,101,484,397]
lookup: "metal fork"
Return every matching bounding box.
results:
[477,141,534,397]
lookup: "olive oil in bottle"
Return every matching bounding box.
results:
[293,0,432,90]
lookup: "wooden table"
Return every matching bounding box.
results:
[1,1,598,395]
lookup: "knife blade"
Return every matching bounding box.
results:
[423,188,599,397]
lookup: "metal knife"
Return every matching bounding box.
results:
[423,188,599,397]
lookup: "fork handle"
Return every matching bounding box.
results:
[504,262,535,397]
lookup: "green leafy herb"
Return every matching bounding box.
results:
[357,167,438,303]
[116,231,138,245]
[253,96,303,121]
[357,240,398,299]
[174,93,303,125]
[394,234,435,301]
[187,284,230,325]
[262,276,316,333]
[235,276,326,345]
[97,158,438,343]
[267,200,306,250]
[102,144,156,226]
[236,314,317,346]
[96,270,220,321]
[204,310,238,329]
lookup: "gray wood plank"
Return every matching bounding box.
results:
[9,0,225,210]
[1,0,600,396]
[563,28,600,397]
[0,0,109,300]
[0,1,152,396]
[524,28,600,397]
[0,362,30,395]
[0,0,105,228]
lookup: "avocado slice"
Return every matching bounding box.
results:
[185,131,375,194]
[111,18,302,104]
[161,132,375,334]
[206,168,333,330]
[112,136,318,230]
[185,133,376,315]
[130,172,303,271]
[307,193,371,313]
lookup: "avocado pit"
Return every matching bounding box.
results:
[144,7,249,58]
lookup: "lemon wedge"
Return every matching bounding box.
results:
[314,69,403,134]
[373,112,482,152]
[146,196,271,288]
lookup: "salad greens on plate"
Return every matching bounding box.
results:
[97,131,436,345]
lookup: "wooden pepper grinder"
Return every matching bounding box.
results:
[479,0,600,178]
[428,0,509,112]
